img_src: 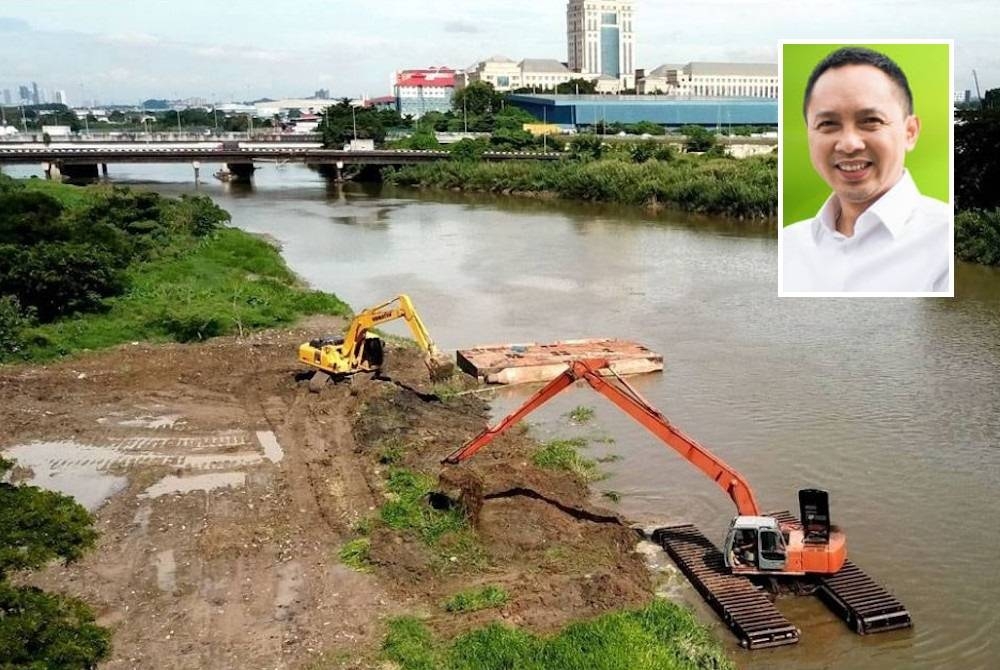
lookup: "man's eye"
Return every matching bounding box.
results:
[816,120,836,129]
[862,117,885,126]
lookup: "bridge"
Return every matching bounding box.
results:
[0,141,561,180]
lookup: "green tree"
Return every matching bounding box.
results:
[680,124,717,152]
[555,78,597,94]
[319,101,399,147]
[452,81,503,117]
[955,109,1000,210]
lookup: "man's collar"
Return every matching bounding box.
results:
[811,170,920,241]
[861,170,920,239]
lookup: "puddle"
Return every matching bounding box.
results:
[3,441,128,511]
[256,431,284,463]
[117,414,186,429]
[274,560,304,621]
[133,506,152,534]
[156,549,177,592]
[140,471,247,498]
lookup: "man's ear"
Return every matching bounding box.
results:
[905,115,920,151]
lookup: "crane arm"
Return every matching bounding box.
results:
[443,358,761,517]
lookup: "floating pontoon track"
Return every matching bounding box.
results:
[652,524,800,649]
[770,511,912,635]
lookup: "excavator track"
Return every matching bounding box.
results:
[770,511,912,635]
[652,524,800,649]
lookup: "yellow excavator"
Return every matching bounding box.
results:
[298,294,453,391]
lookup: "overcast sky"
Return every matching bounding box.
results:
[1,1,997,105]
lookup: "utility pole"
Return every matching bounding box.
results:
[463,97,468,132]
[351,104,357,140]
[176,108,182,134]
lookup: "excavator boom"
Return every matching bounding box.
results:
[444,358,761,517]
[299,294,453,383]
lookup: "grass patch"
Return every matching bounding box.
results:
[377,437,408,465]
[380,469,467,544]
[566,405,595,424]
[532,438,599,482]
[378,468,485,570]
[19,228,348,360]
[382,599,734,670]
[442,585,509,613]
[338,538,372,573]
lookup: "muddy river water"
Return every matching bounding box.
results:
[7,162,999,669]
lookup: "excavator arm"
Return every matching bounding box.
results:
[337,295,450,378]
[443,358,761,517]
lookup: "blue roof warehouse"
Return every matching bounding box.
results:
[507,94,778,129]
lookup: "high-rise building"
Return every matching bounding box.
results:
[2,89,11,105]
[18,85,30,103]
[566,0,634,80]
[55,90,67,105]
[31,81,39,105]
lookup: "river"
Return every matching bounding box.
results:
[6,162,999,669]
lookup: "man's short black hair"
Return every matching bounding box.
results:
[802,46,914,118]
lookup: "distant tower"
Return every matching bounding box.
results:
[2,89,11,105]
[31,81,39,105]
[566,0,634,79]
[55,90,67,105]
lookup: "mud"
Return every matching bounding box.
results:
[0,316,652,669]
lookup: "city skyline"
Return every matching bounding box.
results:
[1,1,997,104]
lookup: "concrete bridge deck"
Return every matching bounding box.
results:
[0,143,561,166]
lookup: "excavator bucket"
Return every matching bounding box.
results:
[425,352,455,381]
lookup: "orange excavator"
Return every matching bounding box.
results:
[443,359,846,577]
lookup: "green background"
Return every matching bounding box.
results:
[781,43,951,226]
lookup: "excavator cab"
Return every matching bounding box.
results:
[724,517,789,572]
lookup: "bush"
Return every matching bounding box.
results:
[0,295,31,361]
[956,209,1000,265]
[0,584,112,670]
[680,125,717,152]
[0,243,126,322]
[568,134,604,160]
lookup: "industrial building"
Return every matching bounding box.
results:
[507,94,778,129]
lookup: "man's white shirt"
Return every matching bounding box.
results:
[781,171,952,294]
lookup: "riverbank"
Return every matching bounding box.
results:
[0,177,349,363]
[383,153,777,220]
[1,178,735,669]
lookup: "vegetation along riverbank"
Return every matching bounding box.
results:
[0,175,348,363]
[385,146,778,220]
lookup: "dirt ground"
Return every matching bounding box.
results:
[0,316,653,669]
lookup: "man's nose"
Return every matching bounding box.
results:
[835,126,865,154]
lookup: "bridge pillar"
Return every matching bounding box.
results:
[101,163,109,177]
[226,162,256,182]
[59,163,100,180]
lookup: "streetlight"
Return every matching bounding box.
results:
[176,108,182,134]
[351,104,357,140]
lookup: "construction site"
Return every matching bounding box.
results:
[1,296,913,667]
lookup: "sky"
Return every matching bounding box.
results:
[1,0,998,105]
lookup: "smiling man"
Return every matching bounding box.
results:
[781,46,952,294]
